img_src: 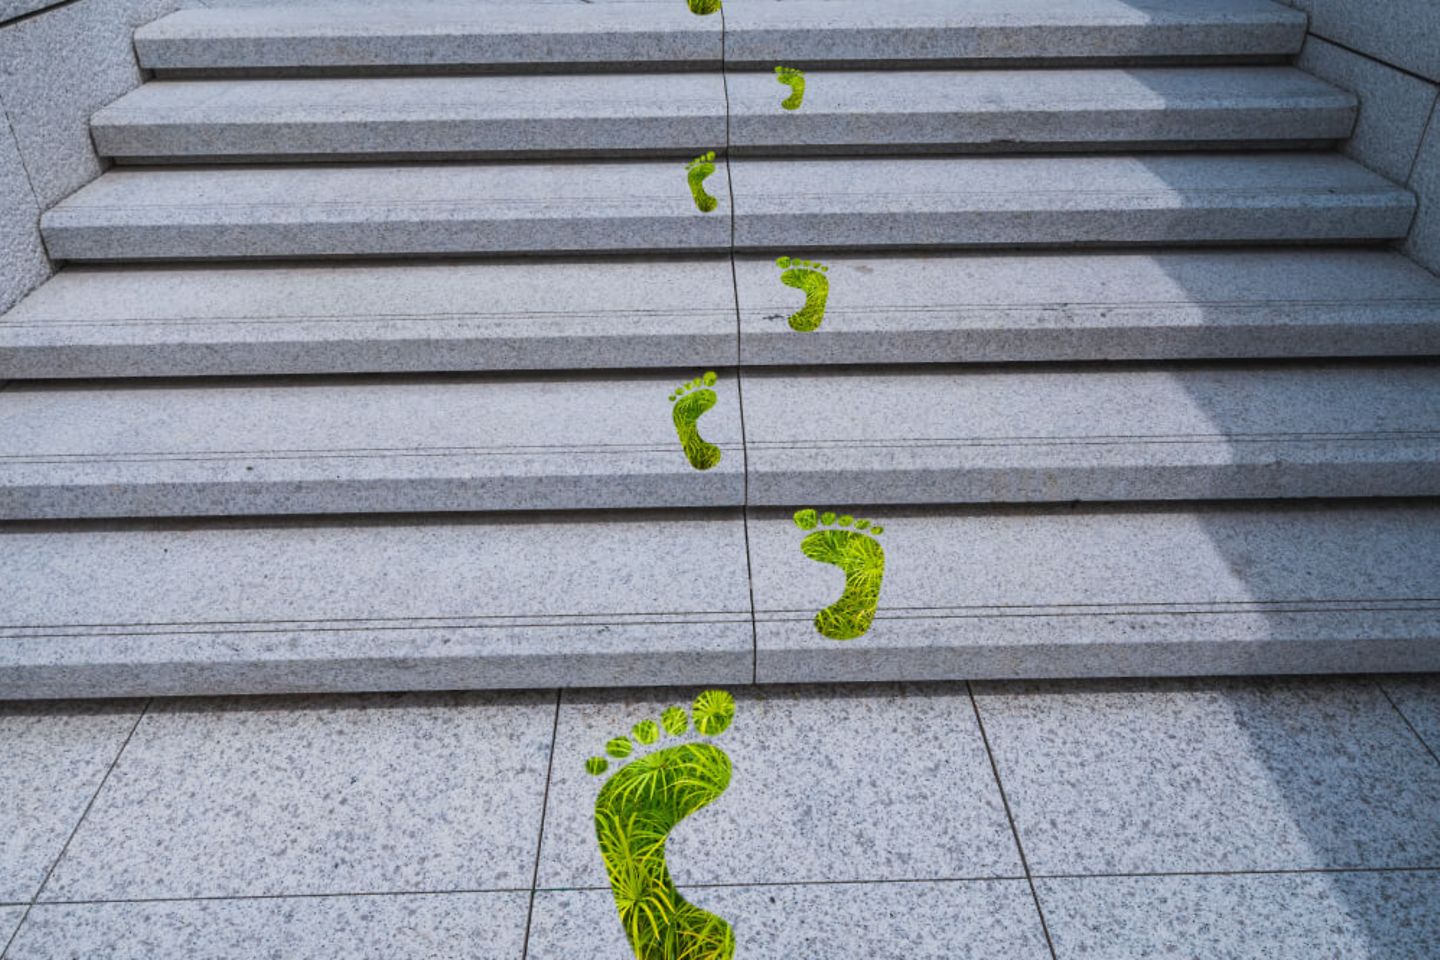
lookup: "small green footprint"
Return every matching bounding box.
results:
[588,689,738,960]
[776,257,830,332]
[774,65,806,110]
[671,371,722,471]
[688,0,722,14]
[794,509,885,641]
[686,151,719,214]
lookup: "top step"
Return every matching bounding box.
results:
[134,0,1309,76]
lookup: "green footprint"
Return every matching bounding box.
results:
[794,509,885,640]
[688,0,722,14]
[588,690,738,960]
[774,65,806,110]
[776,257,830,332]
[671,371,722,471]
[686,151,719,214]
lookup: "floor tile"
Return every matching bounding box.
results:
[1380,675,1440,757]
[528,880,1051,960]
[38,691,555,901]
[1038,870,1440,960]
[538,683,1023,888]
[1,906,24,946]
[4,892,528,960]
[973,678,1440,875]
[0,700,143,903]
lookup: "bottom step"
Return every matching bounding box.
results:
[2,501,1436,698]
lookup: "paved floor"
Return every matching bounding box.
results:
[2,676,1438,959]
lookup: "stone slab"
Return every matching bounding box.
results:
[0,0,178,209]
[740,362,1440,506]
[0,701,142,903]
[1380,676,1440,756]
[1404,98,1440,275]
[38,691,553,901]
[1297,37,1438,184]
[0,511,754,699]
[0,906,21,946]
[735,248,1440,365]
[0,258,739,378]
[0,112,48,316]
[528,882,1051,960]
[539,684,1023,887]
[722,0,1307,68]
[93,74,728,161]
[1038,872,1440,960]
[0,371,744,518]
[972,677,1440,874]
[727,66,1355,154]
[750,501,1440,682]
[1308,0,1440,85]
[728,153,1416,250]
[39,160,732,262]
[7,892,530,960]
[135,3,722,74]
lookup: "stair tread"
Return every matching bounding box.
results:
[39,153,1415,262]
[0,373,745,519]
[740,361,1440,504]
[0,510,755,698]
[91,67,1355,161]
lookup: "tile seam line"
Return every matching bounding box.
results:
[519,689,561,960]
[1375,679,1440,767]
[1304,32,1440,88]
[718,0,759,685]
[966,681,1059,960]
[1403,87,1440,185]
[1,697,151,959]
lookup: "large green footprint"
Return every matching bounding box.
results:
[686,151,719,214]
[588,690,738,960]
[688,0,722,14]
[774,65,806,110]
[776,256,830,332]
[794,508,886,640]
[671,371,722,471]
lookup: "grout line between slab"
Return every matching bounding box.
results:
[1,698,151,960]
[966,681,1059,960]
[519,690,562,960]
[1375,678,1440,767]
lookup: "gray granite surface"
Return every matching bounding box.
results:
[973,677,1440,875]
[1380,676,1440,756]
[1307,0,1440,84]
[0,113,47,317]
[1404,98,1440,275]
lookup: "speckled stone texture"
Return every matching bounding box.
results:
[0,371,745,518]
[6,893,530,960]
[0,701,141,903]
[92,73,729,161]
[1404,99,1440,275]
[740,362,1440,506]
[727,66,1354,154]
[539,684,1023,888]
[528,881,1051,960]
[0,258,738,379]
[1307,0,1440,84]
[0,906,21,944]
[735,249,1440,365]
[721,0,1306,67]
[728,153,1416,250]
[40,160,732,261]
[0,511,754,698]
[1380,677,1440,755]
[972,678,1440,875]
[0,0,178,208]
[135,2,721,74]
[38,691,553,901]
[749,501,1440,682]
[1037,872,1440,960]
[1297,37,1439,183]
[0,115,48,315]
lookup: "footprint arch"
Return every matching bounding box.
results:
[794,508,885,640]
[776,257,830,332]
[587,690,738,960]
[670,371,722,471]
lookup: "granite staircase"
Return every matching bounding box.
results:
[2,0,1439,698]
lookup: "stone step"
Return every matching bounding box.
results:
[133,0,1306,77]
[737,249,1440,366]
[40,154,1413,263]
[0,259,740,378]
[91,67,1355,163]
[8,250,1440,379]
[0,372,744,519]
[3,500,1435,698]
[749,500,1440,682]
[0,509,756,698]
[741,362,1440,505]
